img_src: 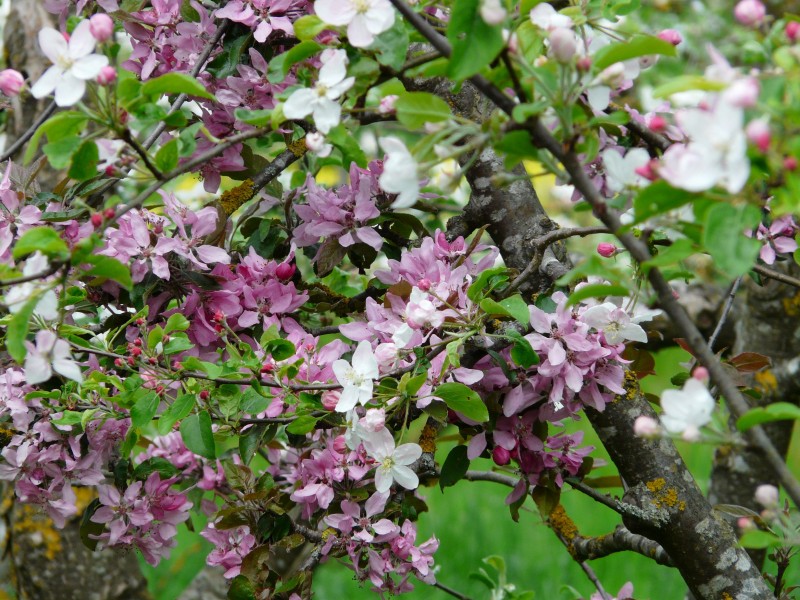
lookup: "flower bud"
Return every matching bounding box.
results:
[755,484,779,507]
[321,390,341,411]
[89,13,115,42]
[379,94,398,115]
[549,27,577,63]
[787,21,800,42]
[97,66,117,86]
[738,516,756,531]
[0,69,24,97]
[746,118,770,152]
[638,55,659,69]
[91,213,103,228]
[332,435,347,453]
[304,132,331,158]
[633,416,660,437]
[374,343,399,370]
[784,156,798,171]
[692,366,709,383]
[634,160,659,181]
[576,56,592,72]
[648,115,667,133]
[681,424,701,442]
[597,242,617,258]
[725,77,759,108]
[657,29,683,46]
[734,0,766,26]
[275,262,296,280]
[492,446,511,466]
[417,278,431,292]
[479,0,507,25]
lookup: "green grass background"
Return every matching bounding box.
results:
[142,347,800,599]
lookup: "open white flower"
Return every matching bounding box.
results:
[283,50,354,134]
[602,148,651,194]
[315,0,395,48]
[4,252,59,321]
[581,302,648,345]
[660,378,715,439]
[31,21,109,107]
[378,137,419,209]
[333,340,379,412]
[362,427,422,493]
[24,330,83,385]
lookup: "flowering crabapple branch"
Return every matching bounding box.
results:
[752,263,800,289]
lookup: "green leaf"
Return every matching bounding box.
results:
[404,373,428,397]
[234,108,272,127]
[67,140,99,181]
[446,0,505,80]
[439,445,470,491]
[371,21,409,71]
[395,92,451,130]
[593,35,676,71]
[134,457,181,480]
[566,283,630,307]
[327,124,368,168]
[155,138,179,172]
[227,575,257,600]
[739,530,782,549]
[130,392,159,428]
[13,226,68,259]
[632,180,698,224]
[43,136,82,170]
[51,410,83,426]
[157,394,196,435]
[642,238,695,270]
[79,498,104,551]
[265,339,296,361]
[240,389,271,415]
[293,15,327,41]
[500,295,531,326]
[165,313,190,333]
[480,298,513,319]
[268,41,322,82]
[703,203,761,277]
[737,402,800,431]
[286,414,319,435]
[180,410,216,459]
[83,255,133,290]
[24,111,87,165]
[507,330,539,368]
[652,75,727,99]
[6,294,40,363]
[206,33,251,79]
[467,266,509,302]
[434,382,489,422]
[239,424,270,465]
[141,72,214,100]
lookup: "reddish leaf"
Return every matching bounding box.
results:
[622,346,656,378]
[674,338,697,357]
[729,352,772,373]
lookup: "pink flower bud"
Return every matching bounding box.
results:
[332,435,347,453]
[657,29,683,46]
[634,160,659,181]
[738,516,755,531]
[374,343,398,370]
[304,132,331,157]
[322,390,341,411]
[692,366,710,383]
[681,424,701,442]
[576,56,592,72]
[734,0,766,26]
[492,446,511,466]
[597,243,617,258]
[417,278,431,292]
[787,21,800,42]
[378,94,398,115]
[549,28,577,63]
[784,156,798,171]
[649,115,667,133]
[755,484,779,507]
[97,66,117,86]
[89,13,115,42]
[479,0,507,25]
[275,262,296,280]
[633,416,660,437]
[0,69,24,97]
[746,118,770,152]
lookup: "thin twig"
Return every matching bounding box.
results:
[708,276,742,353]
[433,581,473,600]
[1,101,57,163]
[752,264,800,289]
[0,264,61,288]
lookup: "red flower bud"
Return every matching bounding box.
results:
[199,390,210,401]
[90,213,103,228]
[492,446,512,466]
[275,262,296,280]
[785,156,799,171]
[597,243,617,258]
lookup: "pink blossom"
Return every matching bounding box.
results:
[734,0,766,26]
[89,13,115,42]
[0,69,24,96]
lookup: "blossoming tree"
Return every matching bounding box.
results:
[1,0,800,598]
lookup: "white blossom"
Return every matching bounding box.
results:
[332,340,379,412]
[602,148,651,193]
[378,137,419,209]
[315,0,395,48]
[4,252,59,321]
[283,50,354,134]
[31,21,109,107]
[24,330,83,385]
[362,427,422,493]
[659,378,715,439]
[581,302,648,345]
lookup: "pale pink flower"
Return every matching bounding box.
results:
[755,484,779,507]
[0,69,24,96]
[89,14,114,42]
[378,137,419,209]
[734,0,766,26]
[362,427,422,493]
[315,0,395,48]
[24,331,83,385]
[659,378,715,438]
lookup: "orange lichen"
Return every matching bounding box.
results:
[12,504,62,560]
[782,291,800,316]
[419,423,438,454]
[548,504,578,544]
[218,179,254,216]
[289,138,308,158]
[74,487,96,514]
[722,593,733,600]
[645,478,686,511]
[754,369,778,394]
